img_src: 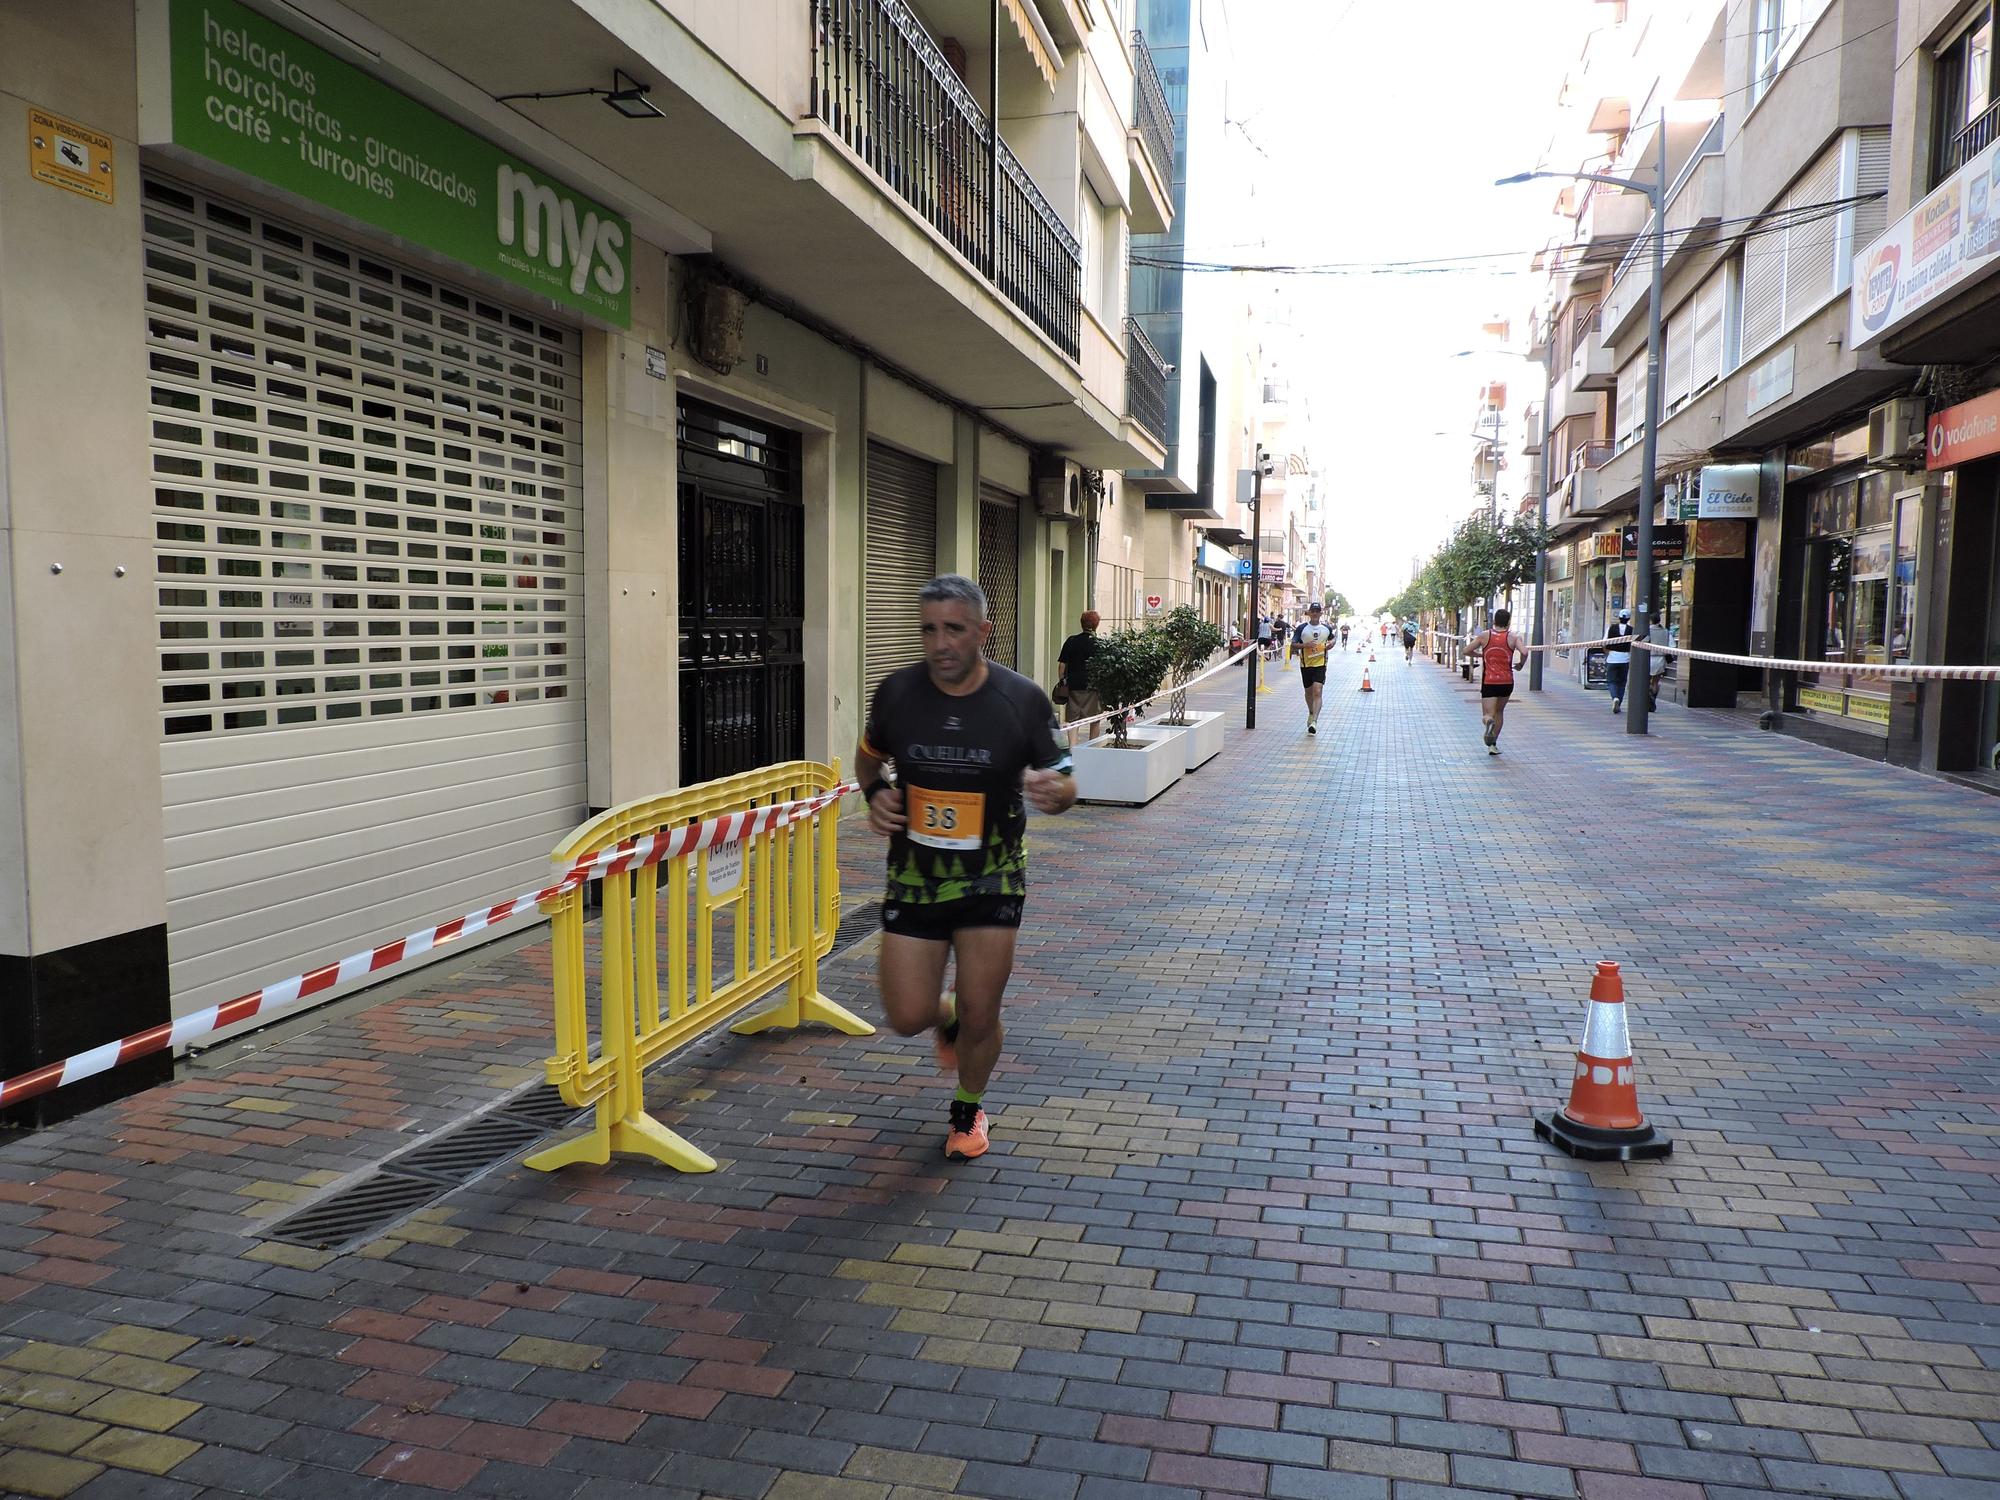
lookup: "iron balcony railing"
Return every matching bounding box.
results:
[1124,317,1169,443]
[1130,30,1176,181]
[810,0,1082,359]
[1946,99,2000,180]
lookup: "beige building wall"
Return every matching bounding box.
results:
[0,1,167,957]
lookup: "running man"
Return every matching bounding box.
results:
[856,575,1076,1160]
[1468,606,1527,755]
[1293,600,1334,734]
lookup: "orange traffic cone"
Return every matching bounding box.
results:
[1368,650,1377,663]
[1534,961,1671,1161]
[1359,668,1373,693]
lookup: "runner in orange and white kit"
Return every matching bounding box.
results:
[1468,606,1527,755]
[1292,601,1334,734]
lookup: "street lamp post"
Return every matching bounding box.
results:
[1499,107,1666,735]
[1530,338,1553,692]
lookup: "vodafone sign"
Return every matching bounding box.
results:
[1928,390,2000,470]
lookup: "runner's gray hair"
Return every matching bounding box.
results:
[920,574,987,620]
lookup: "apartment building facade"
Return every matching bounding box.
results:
[1849,0,2000,781]
[1113,0,1257,636]
[0,0,1178,1117]
[1529,0,1914,738]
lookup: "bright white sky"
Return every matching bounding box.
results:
[1225,0,1595,610]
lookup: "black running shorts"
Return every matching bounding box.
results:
[1299,666,1327,687]
[881,893,1024,941]
[1481,683,1514,700]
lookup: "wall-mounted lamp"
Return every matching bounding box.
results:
[496,68,665,119]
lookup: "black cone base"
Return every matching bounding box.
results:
[1534,1110,1672,1162]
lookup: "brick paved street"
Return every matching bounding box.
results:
[2,648,1998,1500]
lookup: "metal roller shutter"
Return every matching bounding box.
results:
[141,176,587,1020]
[977,484,1020,668]
[864,442,938,697]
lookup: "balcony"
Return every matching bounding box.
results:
[1558,442,1615,517]
[1603,116,1724,345]
[1124,317,1169,446]
[1128,30,1176,234]
[1569,179,1647,266]
[1573,312,1615,392]
[811,0,1082,359]
[1941,99,2000,184]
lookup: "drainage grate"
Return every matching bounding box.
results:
[830,900,882,957]
[387,1114,546,1183]
[263,1172,443,1250]
[262,1083,587,1252]
[497,1083,588,1129]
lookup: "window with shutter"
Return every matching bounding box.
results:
[1614,353,1644,451]
[1847,126,1892,281]
[1663,307,1692,414]
[1782,146,1842,324]
[1691,272,1725,393]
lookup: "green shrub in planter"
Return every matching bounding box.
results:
[1157,605,1225,724]
[1089,627,1171,747]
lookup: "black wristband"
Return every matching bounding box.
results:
[862,778,892,805]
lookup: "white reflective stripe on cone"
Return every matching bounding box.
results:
[1578,1000,1632,1061]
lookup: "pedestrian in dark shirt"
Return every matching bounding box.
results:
[1055,611,1102,725]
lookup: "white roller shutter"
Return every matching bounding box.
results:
[864,442,939,697]
[977,484,1021,669]
[1614,351,1645,450]
[1663,305,1691,414]
[142,176,586,1019]
[1691,271,1725,393]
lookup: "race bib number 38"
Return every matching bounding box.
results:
[907,786,986,850]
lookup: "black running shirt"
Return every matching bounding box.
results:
[861,663,1071,904]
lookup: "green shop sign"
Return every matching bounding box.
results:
[150,0,631,326]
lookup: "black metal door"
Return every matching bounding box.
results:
[678,400,805,785]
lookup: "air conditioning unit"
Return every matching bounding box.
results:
[1867,398,1925,465]
[1032,456,1082,521]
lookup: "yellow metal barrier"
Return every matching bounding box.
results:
[526,759,872,1175]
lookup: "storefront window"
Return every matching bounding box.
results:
[1799,467,1918,725]
[1851,528,1892,665]
[1892,498,1918,662]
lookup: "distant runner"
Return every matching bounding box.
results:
[1293,600,1334,734]
[1401,616,1419,662]
[1468,607,1527,755]
[857,575,1076,1160]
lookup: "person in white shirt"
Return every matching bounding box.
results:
[1605,609,1636,712]
[1292,601,1335,734]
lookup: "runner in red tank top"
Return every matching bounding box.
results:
[1470,607,1527,756]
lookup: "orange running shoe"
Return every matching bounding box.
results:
[933,991,959,1075]
[944,1101,989,1160]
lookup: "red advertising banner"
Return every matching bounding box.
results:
[1928,389,2000,470]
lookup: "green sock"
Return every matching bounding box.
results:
[953,1086,983,1106]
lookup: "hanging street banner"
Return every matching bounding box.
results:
[140,0,632,326]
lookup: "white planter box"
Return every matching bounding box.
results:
[1158,710,1224,771]
[1074,725,1184,806]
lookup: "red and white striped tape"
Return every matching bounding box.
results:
[1063,644,1258,742]
[0,784,855,1109]
[1429,630,2000,682]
